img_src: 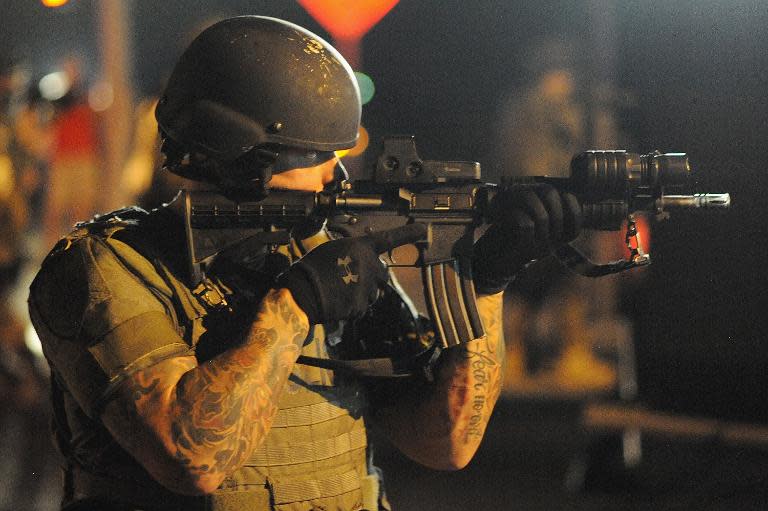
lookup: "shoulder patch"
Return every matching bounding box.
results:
[30,237,92,339]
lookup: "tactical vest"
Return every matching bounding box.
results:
[40,207,389,511]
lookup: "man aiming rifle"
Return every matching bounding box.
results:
[29,15,694,511]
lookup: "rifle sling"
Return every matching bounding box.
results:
[556,243,636,277]
[296,342,442,381]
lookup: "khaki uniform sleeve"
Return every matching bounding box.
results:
[29,235,192,418]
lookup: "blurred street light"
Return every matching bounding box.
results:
[38,71,70,101]
[355,71,375,105]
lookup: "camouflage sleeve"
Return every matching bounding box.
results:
[28,235,192,418]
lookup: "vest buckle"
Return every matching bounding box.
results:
[192,278,232,312]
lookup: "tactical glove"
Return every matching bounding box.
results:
[472,184,582,295]
[277,224,426,325]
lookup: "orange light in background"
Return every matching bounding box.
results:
[41,0,70,7]
[298,0,391,162]
[336,126,369,159]
[297,0,399,41]
[298,0,400,68]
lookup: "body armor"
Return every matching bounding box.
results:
[29,206,390,511]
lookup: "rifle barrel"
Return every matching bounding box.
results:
[659,193,731,209]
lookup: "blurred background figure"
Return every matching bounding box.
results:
[41,56,101,249]
[12,78,52,233]
[494,38,585,178]
[493,38,635,399]
[0,58,30,275]
[0,54,60,511]
[119,96,163,207]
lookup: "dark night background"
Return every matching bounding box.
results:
[2,0,767,509]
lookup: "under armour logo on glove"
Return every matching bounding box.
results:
[337,256,359,284]
[276,223,426,324]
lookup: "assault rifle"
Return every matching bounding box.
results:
[178,135,730,350]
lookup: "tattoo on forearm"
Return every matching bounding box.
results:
[463,349,496,441]
[357,294,505,464]
[129,378,160,402]
[125,289,308,486]
[458,294,504,444]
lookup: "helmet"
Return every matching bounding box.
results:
[155,16,361,167]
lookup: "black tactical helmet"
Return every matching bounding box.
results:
[156,16,361,166]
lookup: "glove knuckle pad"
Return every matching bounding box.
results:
[561,192,582,241]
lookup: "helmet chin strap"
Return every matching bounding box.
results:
[321,159,349,193]
[335,158,350,182]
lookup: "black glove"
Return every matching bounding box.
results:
[276,224,426,324]
[472,184,582,295]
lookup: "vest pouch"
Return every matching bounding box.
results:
[205,488,272,511]
[268,471,365,511]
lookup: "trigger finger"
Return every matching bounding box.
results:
[371,261,388,303]
[368,286,383,306]
[369,255,390,286]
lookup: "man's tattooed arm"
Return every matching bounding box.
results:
[372,292,505,470]
[100,288,309,495]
